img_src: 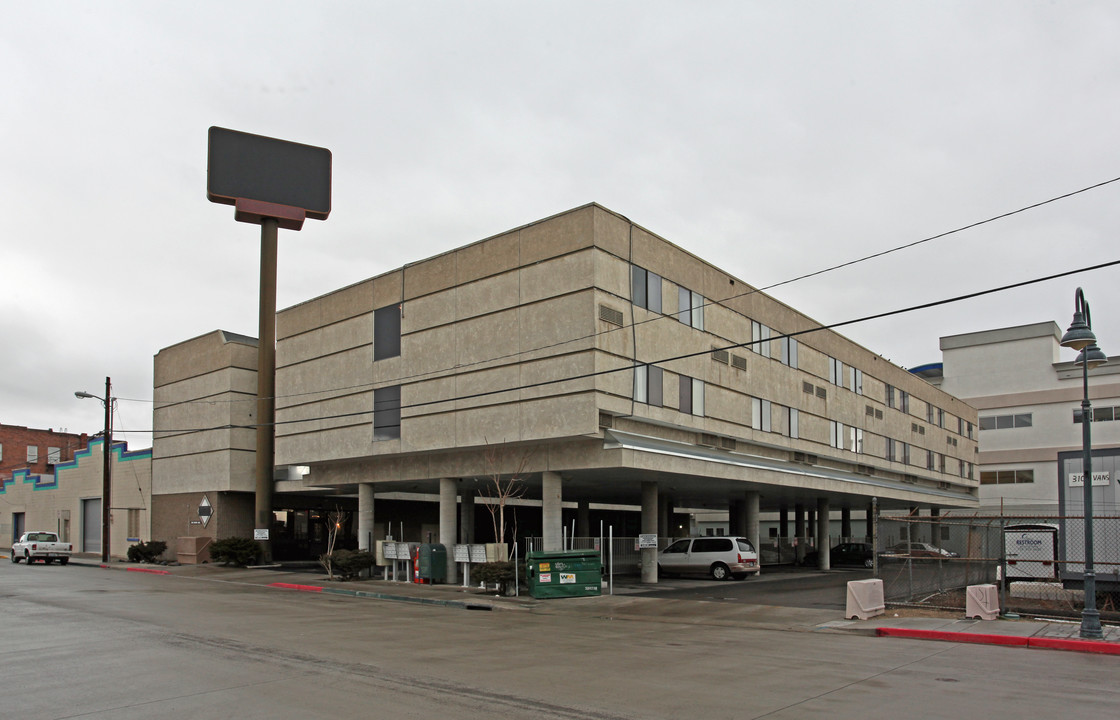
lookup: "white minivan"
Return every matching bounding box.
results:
[658,537,760,580]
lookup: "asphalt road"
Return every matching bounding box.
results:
[3,561,1118,719]
[630,566,871,608]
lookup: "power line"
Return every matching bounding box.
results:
[119,257,1120,435]
[139,174,1120,411]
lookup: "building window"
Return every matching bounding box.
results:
[0,442,4,461]
[927,450,935,471]
[926,403,935,425]
[751,321,771,358]
[1074,406,1120,423]
[679,377,705,416]
[677,287,705,330]
[373,304,402,361]
[127,509,140,540]
[631,265,662,313]
[828,357,843,385]
[27,446,38,463]
[781,337,798,368]
[373,385,402,440]
[902,442,911,465]
[789,408,799,439]
[634,365,664,407]
[899,391,910,414]
[850,367,863,395]
[885,384,895,409]
[47,447,61,464]
[830,421,845,449]
[885,438,896,462]
[980,469,1035,485]
[850,427,864,454]
[937,408,945,428]
[751,397,772,432]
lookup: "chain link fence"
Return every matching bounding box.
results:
[876,512,1120,621]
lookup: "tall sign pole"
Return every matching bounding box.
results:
[207,127,331,562]
[102,376,112,564]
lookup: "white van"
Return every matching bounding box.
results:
[658,537,760,580]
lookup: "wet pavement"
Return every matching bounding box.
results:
[46,553,1120,655]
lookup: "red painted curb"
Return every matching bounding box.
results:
[126,567,170,575]
[876,628,1029,647]
[268,582,323,593]
[1028,637,1120,655]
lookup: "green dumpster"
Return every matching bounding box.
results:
[418,543,447,583]
[526,549,602,599]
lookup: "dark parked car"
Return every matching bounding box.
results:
[802,542,874,568]
[887,542,958,559]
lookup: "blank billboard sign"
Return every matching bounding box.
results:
[207,127,331,220]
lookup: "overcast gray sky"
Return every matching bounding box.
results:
[4,1,1120,450]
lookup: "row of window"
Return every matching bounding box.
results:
[979,413,1032,430]
[1073,406,1120,423]
[980,469,1035,485]
[635,265,971,438]
[631,266,706,330]
[634,365,705,415]
[0,444,62,465]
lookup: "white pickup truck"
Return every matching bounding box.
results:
[12,531,72,565]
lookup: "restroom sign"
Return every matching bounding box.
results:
[1068,471,1110,487]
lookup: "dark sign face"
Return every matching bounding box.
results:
[207,127,331,220]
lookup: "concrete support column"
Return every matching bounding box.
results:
[439,478,458,585]
[641,481,658,584]
[745,491,760,559]
[808,509,816,538]
[577,500,591,540]
[779,506,789,538]
[460,490,476,543]
[841,507,852,540]
[817,498,830,570]
[794,504,806,564]
[727,501,740,538]
[357,483,375,551]
[542,471,563,551]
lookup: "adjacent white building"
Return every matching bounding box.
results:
[919,321,1120,513]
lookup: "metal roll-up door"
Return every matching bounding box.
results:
[82,498,101,554]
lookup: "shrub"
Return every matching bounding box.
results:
[209,536,261,567]
[472,561,525,595]
[127,540,168,563]
[323,549,375,581]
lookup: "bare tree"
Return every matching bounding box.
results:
[479,443,533,558]
[319,506,350,581]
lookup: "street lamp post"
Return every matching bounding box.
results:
[1059,288,1107,640]
[75,377,114,564]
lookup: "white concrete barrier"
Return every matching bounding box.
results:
[846,578,885,620]
[966,584,1000,620]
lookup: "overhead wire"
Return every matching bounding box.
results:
[118,257,1120,435]
[133,174,1120,410]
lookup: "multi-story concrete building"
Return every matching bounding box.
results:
[919,321,1120,513]
[248,203,978,577]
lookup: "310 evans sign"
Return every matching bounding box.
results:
[1068,471,1111,487]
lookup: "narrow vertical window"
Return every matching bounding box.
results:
[679,375,692,414]
[783,337,798,368]
[634,365,648,404]
[678,286,691,325]
[373,385,402,440]
[648,366,663,407]
[691,292,705,330]
[648,272,662,313]
[631,265,647,309]
[373,304,402,361]
[850,368,863,395]
[693,378,705,417]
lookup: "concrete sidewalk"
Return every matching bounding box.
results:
[46,553,1120,656]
